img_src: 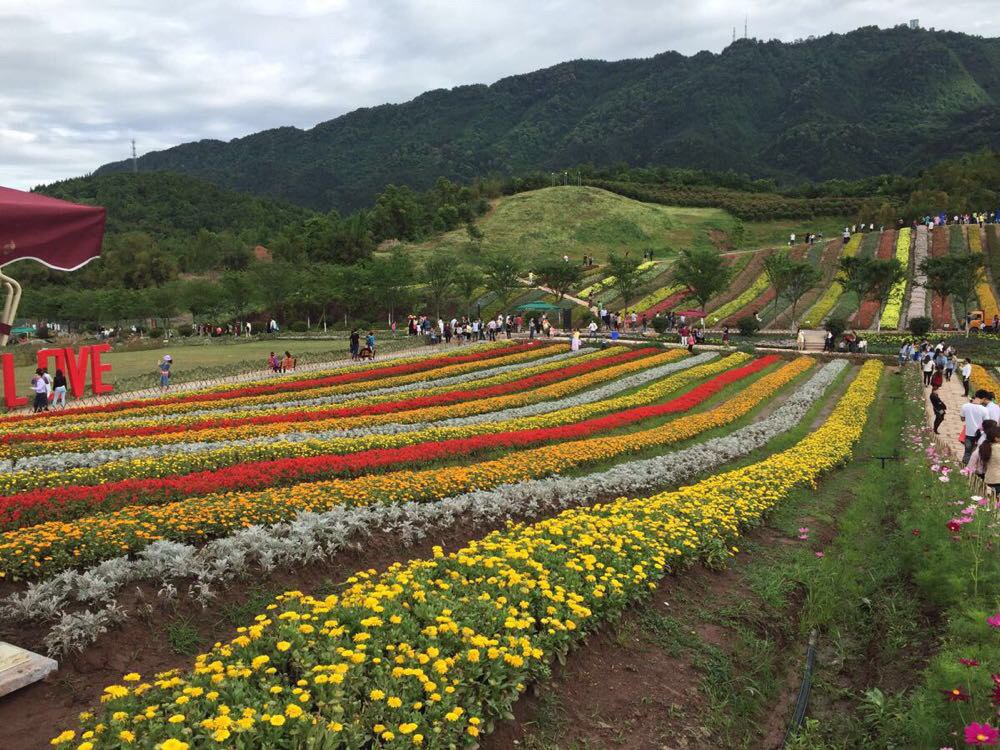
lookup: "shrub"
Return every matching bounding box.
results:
[908,316,932,337]
[289,321,308,333]
[651,316,670,334]
[177,324,193,337]
[825,316,848,339]
[736,315,760,337]
[147,329,163,339]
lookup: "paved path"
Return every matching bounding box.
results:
[919,365,967,460]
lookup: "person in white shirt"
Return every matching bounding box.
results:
[961,392,990,464]
[960,359,973,396]
[984,392,1000,424]
[588,320,598,338]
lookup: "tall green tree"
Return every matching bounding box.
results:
[482,254,523,312]
[919,254,985,332]
[838,256,905,331]
[671,247,732,316]
[782,261,823,327]
[423,254,458,318]
[454,266,483,319]
[219,270,256,322]
[763,252,794,313]
[534,259,583,303]
[367,249,416,325]
[607,253,643,310]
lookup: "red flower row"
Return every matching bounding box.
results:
[0,342,545,426]
[0,355,778,529]
[854,230,896,329]
[641,288,691,318]
[2,348,653,445]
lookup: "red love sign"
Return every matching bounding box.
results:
[2,344,113,408]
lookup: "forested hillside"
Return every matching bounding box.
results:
[94,26,1000,212]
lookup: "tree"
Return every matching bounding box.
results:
[671,247,731,316]
[250,261,299,323]
[423,254,458,318]
[466,221,484,250]
[763,252,794,313]
[482,254,523,312]
[919,254,985,332]
[534,259,582,303]
[782,261,823,327]
[454,266,483,319]
[367,249,416,325]
[219,270,256,322]
[146,282,183,334]
[838,257,905,331]
[607,253,643,310]
[179,279,225,320]
[371,184,424,242]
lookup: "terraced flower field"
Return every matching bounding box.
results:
[0,341,893,748]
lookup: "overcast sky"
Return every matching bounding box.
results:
[2,0,998,190]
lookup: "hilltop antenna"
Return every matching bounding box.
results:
[131,139,137,174]
[744,15,748,39]
[732,26,736,43]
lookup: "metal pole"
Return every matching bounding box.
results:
[0,270,22,347]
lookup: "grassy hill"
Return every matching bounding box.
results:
[95,26,1000,212]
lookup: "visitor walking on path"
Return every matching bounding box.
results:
[961,359,973,396]
[930,386,947,434]
[51,368,67,409]
[922,355,934,387]
[960,391,989,465]
[30,369,48,413]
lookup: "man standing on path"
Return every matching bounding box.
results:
[960,391,989,464]
[961,359,973,397]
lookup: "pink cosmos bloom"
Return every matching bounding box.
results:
[814,551,824,558]
[939,475,951,482]
[963,722,998,745]
[931,464,941,472]
[958,658,980,667]
[988,613,1000,629]
[798,527,810,533]
[947,520,963,533]
[942,687,971,702]
[798,534,809,540]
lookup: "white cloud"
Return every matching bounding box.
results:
[1,0,998,190]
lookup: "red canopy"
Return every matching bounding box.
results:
[0,186,106,271]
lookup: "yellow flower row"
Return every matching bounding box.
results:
[881,227,911,329]
[1,352,725,493]
[0,357,811,579]
[709,271,769,323]
[62,360,880,749]
[5,347,668,457]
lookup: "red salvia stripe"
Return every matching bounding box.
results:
[0,342,548,425]
[1,348,655,445]
[0,355,779,529]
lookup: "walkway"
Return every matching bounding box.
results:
[920,365,967,460]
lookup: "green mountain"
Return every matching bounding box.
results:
[94,26,1000,213]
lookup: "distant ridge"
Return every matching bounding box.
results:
[95,26,1000,212]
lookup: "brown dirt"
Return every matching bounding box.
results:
[708,229,732,251]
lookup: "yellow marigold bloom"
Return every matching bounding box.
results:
[167,714,185,724]
[275,641,291,652]
[284,704,303,718]
[269,715,285,727]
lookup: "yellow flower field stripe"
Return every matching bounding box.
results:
[65,360,879,750]
[0,357,812,579]
[0,352,729,493]
[881,227,910,329]
[4,348,670,457]
[708,271,769,322]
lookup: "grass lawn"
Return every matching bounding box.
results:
[10,336,419,398]
[395,186,734,267]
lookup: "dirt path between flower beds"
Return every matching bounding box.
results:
[920,366,967,460]
[0,368,823,750]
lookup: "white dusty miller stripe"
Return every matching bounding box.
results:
[5,351,714,473]
[3,358,846,657]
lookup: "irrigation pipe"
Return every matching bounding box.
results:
[781,628,818,747]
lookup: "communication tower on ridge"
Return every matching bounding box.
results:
[131,139,138,174]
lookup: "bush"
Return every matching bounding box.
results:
[289,321,308,333]
[147,328,163,339]
[177,324,194,337]
[736,315,760,337]
[825,316,848,340]
[651,316,670,335]
[908,316,932,337]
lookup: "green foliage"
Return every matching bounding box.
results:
[919,253,986,323]
[533,259,583,302]
[671,247,731,312]
[606,253,643,309]
[783,261,824,326]
[839,256,906,327]
[908,316,932,337]
[736,315,760,337]
[651,316,670,334]
[422,253,458,317]
[482,253,523,311]
[825,316,848,339]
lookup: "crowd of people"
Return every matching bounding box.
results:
[28,366,67,412]
[402,313,555,344]
[916,339,1000,494]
